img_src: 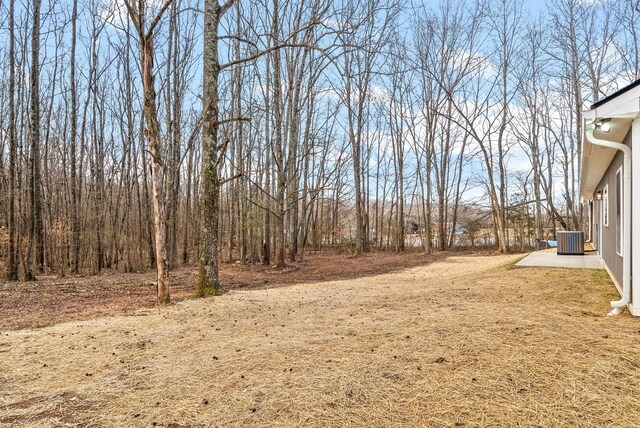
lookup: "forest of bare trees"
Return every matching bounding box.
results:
[0,0,637,298]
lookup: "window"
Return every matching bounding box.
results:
[603,184,609,227]
[616,167,623,256]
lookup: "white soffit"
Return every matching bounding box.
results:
[581,140,616,199]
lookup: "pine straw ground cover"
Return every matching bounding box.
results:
[0,250,454,331]
[1,254,639,427]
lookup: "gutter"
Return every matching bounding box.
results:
[585,128,632,316]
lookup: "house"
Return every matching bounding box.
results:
[581,79,640,316]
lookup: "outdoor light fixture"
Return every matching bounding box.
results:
[596,190,603,201]
[595,118,612,133]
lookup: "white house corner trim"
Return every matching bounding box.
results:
[630,118,640,316]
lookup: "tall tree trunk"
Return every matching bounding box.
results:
[196,0,230,296]
[272,0,287,268]
[28,0,44,278]
[141,36,170,305]
[124,0,173,303]
[6,0,18,280]
[70,0,80,274]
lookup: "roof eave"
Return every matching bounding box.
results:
[580,87,640,200]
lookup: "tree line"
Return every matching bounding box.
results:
[1,0,637,302]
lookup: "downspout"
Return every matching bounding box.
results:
[585,128,632,316]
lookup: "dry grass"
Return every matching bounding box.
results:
[0,250,454,331]
[1,254,640,427]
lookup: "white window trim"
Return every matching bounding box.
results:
[603,184,609,227]
[616,166,623,257]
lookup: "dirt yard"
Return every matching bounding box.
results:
[0,250,454,331]
[2,254,640,427]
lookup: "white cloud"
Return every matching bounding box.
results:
[98,0,169,31]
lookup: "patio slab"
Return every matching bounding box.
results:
[516,251,603,269]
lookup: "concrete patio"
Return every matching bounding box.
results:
[516,250,603,269]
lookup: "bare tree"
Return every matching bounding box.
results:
[196,0,237,296]
[6,0,18,280]
[333,0,399,255]
[69,0,80,274]
[124,0,174,304]
[27,0,44,278]
[1,0,636,288]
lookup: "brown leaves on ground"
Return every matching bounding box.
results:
[0,250,466,331]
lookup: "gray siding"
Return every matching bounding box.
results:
[594,129,632,287]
